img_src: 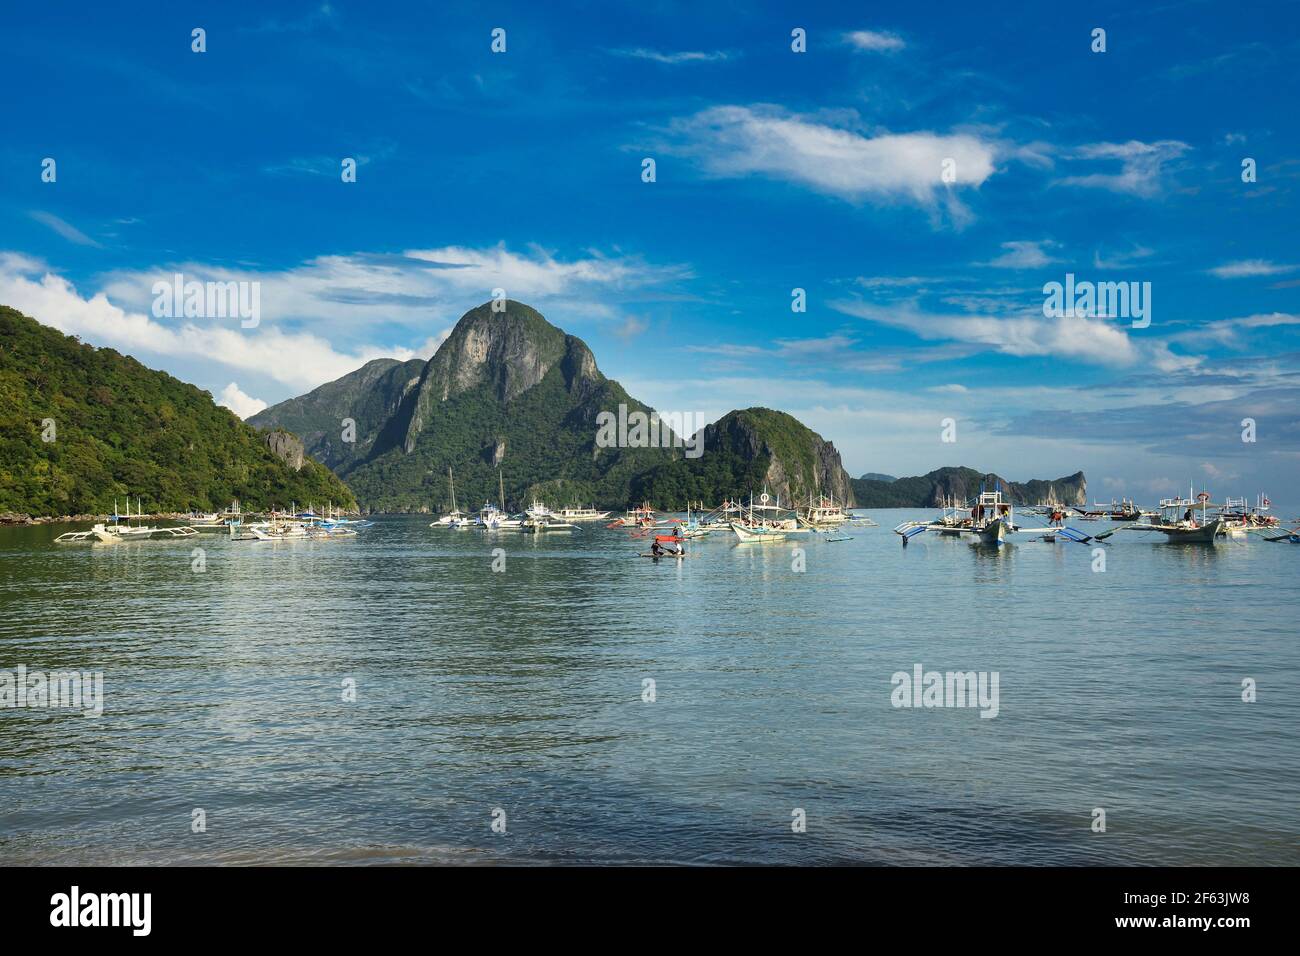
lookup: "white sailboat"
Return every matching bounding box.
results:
[430,467,472,528]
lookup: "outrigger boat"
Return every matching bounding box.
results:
[1073,497,1154,522]
[55,498,199,543]
[1102,490,1224,544]
[730,491,806,542]
[475,502,522,529]
[1216,494,1279,537]
[797,493,851,529]
[894,486,1091,548]
[551,505,611,521]
[187,500,244,529]
[508,499,577,533]
[607,503,656,528]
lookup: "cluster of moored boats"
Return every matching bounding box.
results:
[894,487,1293,548]
[429,467,877,546]
[55,499,372,544]
[54,483,1295,554]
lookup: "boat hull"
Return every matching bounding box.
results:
[1156,518,1222,543]
[731,522,788,542]
[978,518,1007,547]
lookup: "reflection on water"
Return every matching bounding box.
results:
[1,513,1297,865]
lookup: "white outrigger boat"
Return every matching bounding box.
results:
[894,487,1089,548]
[187,500,244,529]
[1215,494,1279,538]
[551,505,611,522]
[1101,491,1224,544]
[516,500,579,533]
[475,502,522,529]
[55,498,199,543]
[56,521,198,543]
[796,493,851,529]
[730,491,807,542]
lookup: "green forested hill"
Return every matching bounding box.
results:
[251,302,865,513]
[334,303,678,511]
[629,408,856,509]
[0,305,355,516]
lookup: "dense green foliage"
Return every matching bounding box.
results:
[251,303,856,514]
[0,305,356,515]
[340,364,675,511]
[629,408,851,510]
[248,357,425,472]
[629,446,771,510]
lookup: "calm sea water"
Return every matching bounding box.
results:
[1,511,1297,866]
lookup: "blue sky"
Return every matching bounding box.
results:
[2,0,1298,505]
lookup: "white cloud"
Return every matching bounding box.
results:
[1224,311,1300,328]
[1,245,684,401]
[610,48,731,64]
[1058,140,1190,196]
[93,243,687,348]
[1207,259,1298,279]
[1093,244,1155,269]
[30,211,101,248]
[662,105,997,218]
[831,298,1141,366]
[982,240,1060,269]
[0,255,446,392]
[844,30,905,52]
[612,315,649,339]
[217,382,268,419]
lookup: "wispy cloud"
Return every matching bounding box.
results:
[831,297,1142,366]
[1207,259,1298,279]
[29,211,101,248]
[844,30,905,53]
[1058,140,1190,196]
[981,240,1060,269]
[660,105,997,223]
[1093,244,1155,269]
[610,48,732,64]
[241,2,339,34]
[262,142,395,178]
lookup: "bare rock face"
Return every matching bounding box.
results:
[264,430,305,472]
[248,357,426,471]
[400,300,601,453]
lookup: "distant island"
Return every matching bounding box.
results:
[851,467,1087,508]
